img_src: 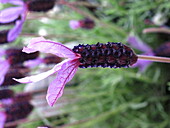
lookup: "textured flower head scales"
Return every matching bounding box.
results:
[0,0,27,42]
[14,37,81,106]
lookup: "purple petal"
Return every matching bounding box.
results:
[24,58,43,68]
[0,49,5,57]
[0,0,24,5]
[8,20,24,42]
[0,7,24,23]
[13,59,70,83]
[69,20,81,29]
[1,98,13,105]
[23,37,78,58]
[132,59,152,72]
[0,60,10,85]
[46,59,79,106]
[127,35,153,53]
[0,112,6,128]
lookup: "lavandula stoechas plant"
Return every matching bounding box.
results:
[14,37,139,106]
[0,0,56,43]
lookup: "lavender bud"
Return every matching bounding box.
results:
[79,18,95,29]
[0,30,10,44]
[5,48,39,65]
[43,55,62,65]
[72,42,138,68]
[5,101,33,122]
[13,93,32,103]
[154,42,170,57]
[0,89,14,100]
[27,0,56,12]
[1,66,30,87]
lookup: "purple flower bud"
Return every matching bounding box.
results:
[5,48,39,65]
[1,66,30,87]
[154,42,170,57]
[79,18,95,29]
[43,55,62,65]
[5,101,33,122]
[0,89,14,100]
[13,92,32,102]
[69,18,95,30]
[0,30,10,44]
[26,0,56,12]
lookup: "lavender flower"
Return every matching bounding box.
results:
[14,37,138,106]
[127,35,154,72]
[69,18,95,30]
[0,0,26,43]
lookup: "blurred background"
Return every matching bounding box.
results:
[0,0,170,128]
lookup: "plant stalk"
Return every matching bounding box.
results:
[138,55,170,63]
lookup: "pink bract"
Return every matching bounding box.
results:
[69,20,81,30]
[14,37,80,106]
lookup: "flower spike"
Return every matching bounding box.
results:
[14,37,140,106]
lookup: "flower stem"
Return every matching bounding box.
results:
[143,27,170,34]
[138,55,170,63]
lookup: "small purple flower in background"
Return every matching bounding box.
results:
[69,20,81,29]
[0,48,38,86]
[0,0,27,43]
[24,55,62,68]
[0,0,56,44]
[127,35,154,72]
[69,18,95,30]
[14,37,138,106]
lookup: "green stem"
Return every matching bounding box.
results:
[138,55,170,63]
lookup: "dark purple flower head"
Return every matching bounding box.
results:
[24,55,62,68]
[1,65,30,87]
[154,42,170,57]
[26,0,56,12]
[5,48,39,65]
[0,30,9,44]
[69,18,95,30]
[5,101,33,123]
[14,37,138,106]
[0,89,14,100]
[13,92,32,102]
